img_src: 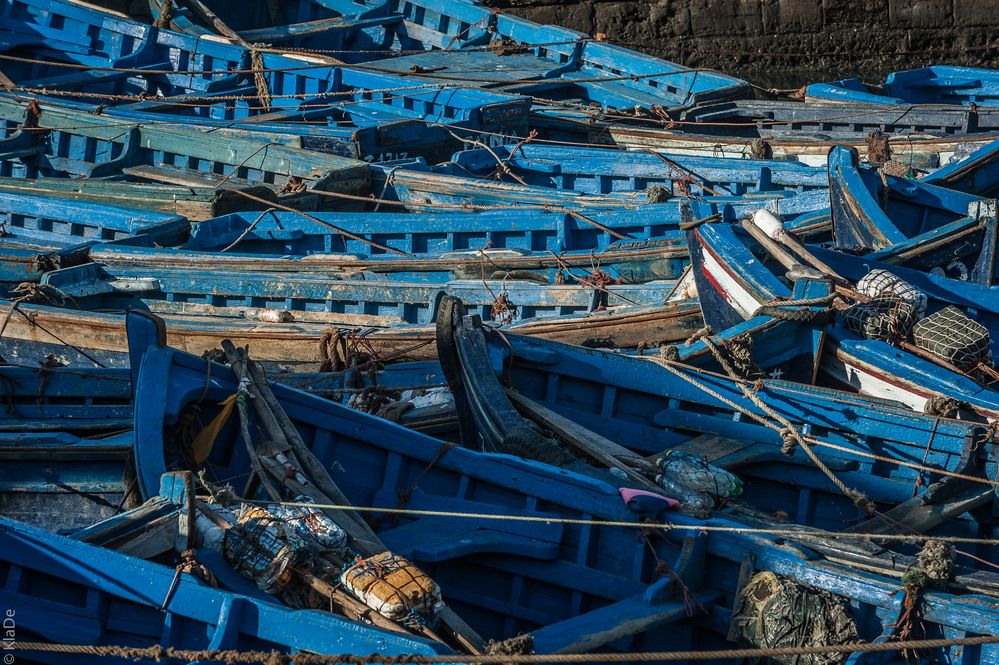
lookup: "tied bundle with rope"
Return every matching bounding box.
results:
[841,297,919,342]
[912,307,993,373]
[269,495,351,559]
[221,505,314,603]
[340,552,444,625]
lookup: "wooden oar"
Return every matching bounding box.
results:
[220,341,486,654]
[751,209,846,282]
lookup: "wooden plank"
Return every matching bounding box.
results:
[506,390,660,491]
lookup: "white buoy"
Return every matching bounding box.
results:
[752,208,844,282]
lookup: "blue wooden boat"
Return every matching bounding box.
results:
[828,146,998,285]
[556,99,999,170]
[686,217,999,421]
[376,162,832,213]
[89,207,688,281]
[0,192,188,282]
[0,260,702,368]
[0,431,137,534]
[0,0,532,160]
[38,262,676,325]
[807,65,999,106]
[144,0,749,114]
[440,294,997,529]
[0,174,293,221]
[126,320,999,656]
[0,513,457,661]
[923,136,999,197]
[0,193,188,249]
[0,96,370,203]
[441,144,829,197]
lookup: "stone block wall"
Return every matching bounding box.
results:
[484,0,999,85]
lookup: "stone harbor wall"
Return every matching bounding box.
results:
[482,0,999,85]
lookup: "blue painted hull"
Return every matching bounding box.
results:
[807,66,999,106]
[145,0,748,114]
[828,146,997,285]
[444,144,829,197]
[127,327,999,657]
[0,514,455,662]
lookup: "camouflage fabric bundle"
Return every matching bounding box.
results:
[733,571,858,665]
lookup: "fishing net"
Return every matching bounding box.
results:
[223,506,313,597]
[269,495,350,557]
[733,571,858,665]
[855,269,927,317]
[912,306,991,371]
[655,450,743,516]
[341,551,443,621]
[841,297,918,341]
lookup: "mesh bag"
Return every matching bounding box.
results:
[223,506,311,595]
[912,306,991,370]
[855,270,927,317]
[341,551,443,620]
[656,450,743,499]
[841,297,918,341]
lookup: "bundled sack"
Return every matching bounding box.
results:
[733,571,857,665]
[841,297,918,341]
[223,505,312,595]
[912,306,991,371]
[341,551,443,620]
[856,270,927,317]
[268,495,350,557]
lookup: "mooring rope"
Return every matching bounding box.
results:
[218,498,999,545]
[11,635,999,662]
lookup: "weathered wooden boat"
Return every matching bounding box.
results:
[0,96,370,205]
[144,0,749,115]
[686,217,999,421]
[441,144,828,197]
[126,321,999,656]
[0,513,458,660]
[0,431,136,533]
[0,0,531,160]
[39,263,676,325]
[0,259,702,368]
[539,99,999,169]
[436,297,999,583]
[376,162,832,213]
[828,146,998,285]
[807,65,999,106]
[0,192,189,282]
[923,136,999,197]
[0,175,289,221]
[90,208,688,281]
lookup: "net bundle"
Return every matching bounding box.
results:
[912,306,992,371]
[841,297,919,342]
[856,269,927,317]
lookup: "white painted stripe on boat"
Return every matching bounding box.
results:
[821,356,930,412]
[699,239,762,320]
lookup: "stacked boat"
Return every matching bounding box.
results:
[0,0,997,663]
